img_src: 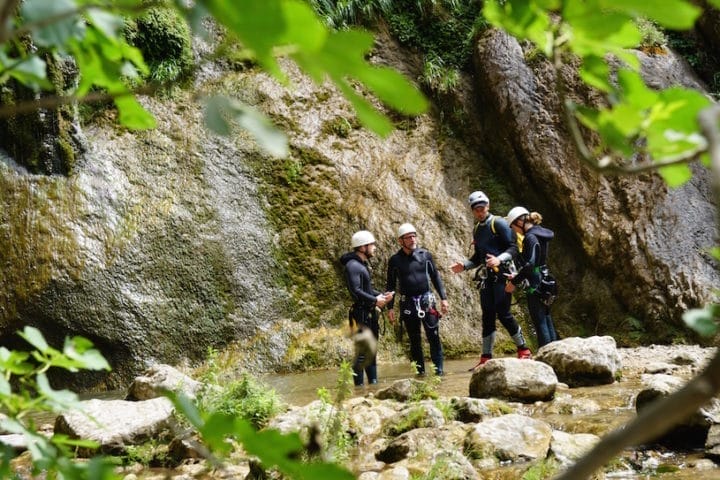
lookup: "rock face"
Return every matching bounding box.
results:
[0,26,717,389]
[472,29,719,336]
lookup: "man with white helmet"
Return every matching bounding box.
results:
[386,223,449,376]
[451,191,532,370]
[340,230,394,386]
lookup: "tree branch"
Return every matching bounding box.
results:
[0,83,161,117]
[554,102,720,479]
[0,0,21,43]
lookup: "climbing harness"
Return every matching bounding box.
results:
[413,296,426,319]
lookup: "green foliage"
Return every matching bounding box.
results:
[521,457,560,479]
[311,0,483,87]
[621,316,646,344]
[422,53,460,95]
[313,361,355,461]
[0,327,117,480]
[385,0,483,72]
[197,371,285,430]
[484,0,712,183]
[123,5,194,85]
[169,391,355,480]
[683,304,719,337]
[409,375,440,402]
[635,17,666,48]
[5,0,428,157]
[386,405,429,436]
[309,0,394,29]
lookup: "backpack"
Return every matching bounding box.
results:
[537,267,558,306]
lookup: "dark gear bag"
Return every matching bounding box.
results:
[537,267,558,306]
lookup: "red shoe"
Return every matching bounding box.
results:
[517,347,532,359]
[468,354,492,371]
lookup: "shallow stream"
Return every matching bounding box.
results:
[260,357,718,479]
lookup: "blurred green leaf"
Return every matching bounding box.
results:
[484,0,555,56]
[0,376,10,396]
[683,305,719,337]
[21,0,85,48]
[19,327,49,353]
[579,55,612,92]
[204,95,289,157]
[167,391,204,429]
[599,0,701,30]
[52,433,100,450]
[36,373,81,411]
[616,69,657,109]
[658,163,692,187]
[86,9,124,39]
[201,0,286,80]
[114,95,157,130]
[0,53,52,90]
[279,0,326,51]
[200,412,237,454]
[0,347,33,376]
[63,337,111,371]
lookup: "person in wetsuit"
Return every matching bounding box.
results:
[386,223,450,376]
[339,230,394,386]
[450,191,532,371]
[504,207,559,348]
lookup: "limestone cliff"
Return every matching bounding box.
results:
[0,28,716,389]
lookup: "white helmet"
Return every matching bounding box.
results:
[506,206,530,225]
[468,191,489,209]
[351,230,376,248]
[397,223,417,238]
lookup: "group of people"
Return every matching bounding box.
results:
[340,190,559,386]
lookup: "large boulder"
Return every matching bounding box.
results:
[466,414,552,465]
[535,336,621,387]
[54,397,175,455]
[468,358,557,402]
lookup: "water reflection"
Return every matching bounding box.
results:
[260,358,482,406]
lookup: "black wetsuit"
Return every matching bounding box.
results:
[465,214,525,357]
[512,225,559,347]
[386,247,447,375]
[340,251,380,385]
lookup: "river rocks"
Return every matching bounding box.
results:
[375,378,433,402]
[468,358,557,402]
[450,397,515,423]
[549,430,600,467]
[636,373,720,448]
[376,426,478,479]
[535,336,621,387]
[466,413,553,464]
[53,397,175,455]
[126,363,202,401]
[706,424,720,461]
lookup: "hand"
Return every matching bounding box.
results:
[486,254,500,268]
[450,262,465,274]
[375,294,388,308]
[388,310,396,324]
[440,299,449,316]
[505,281,516,293]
